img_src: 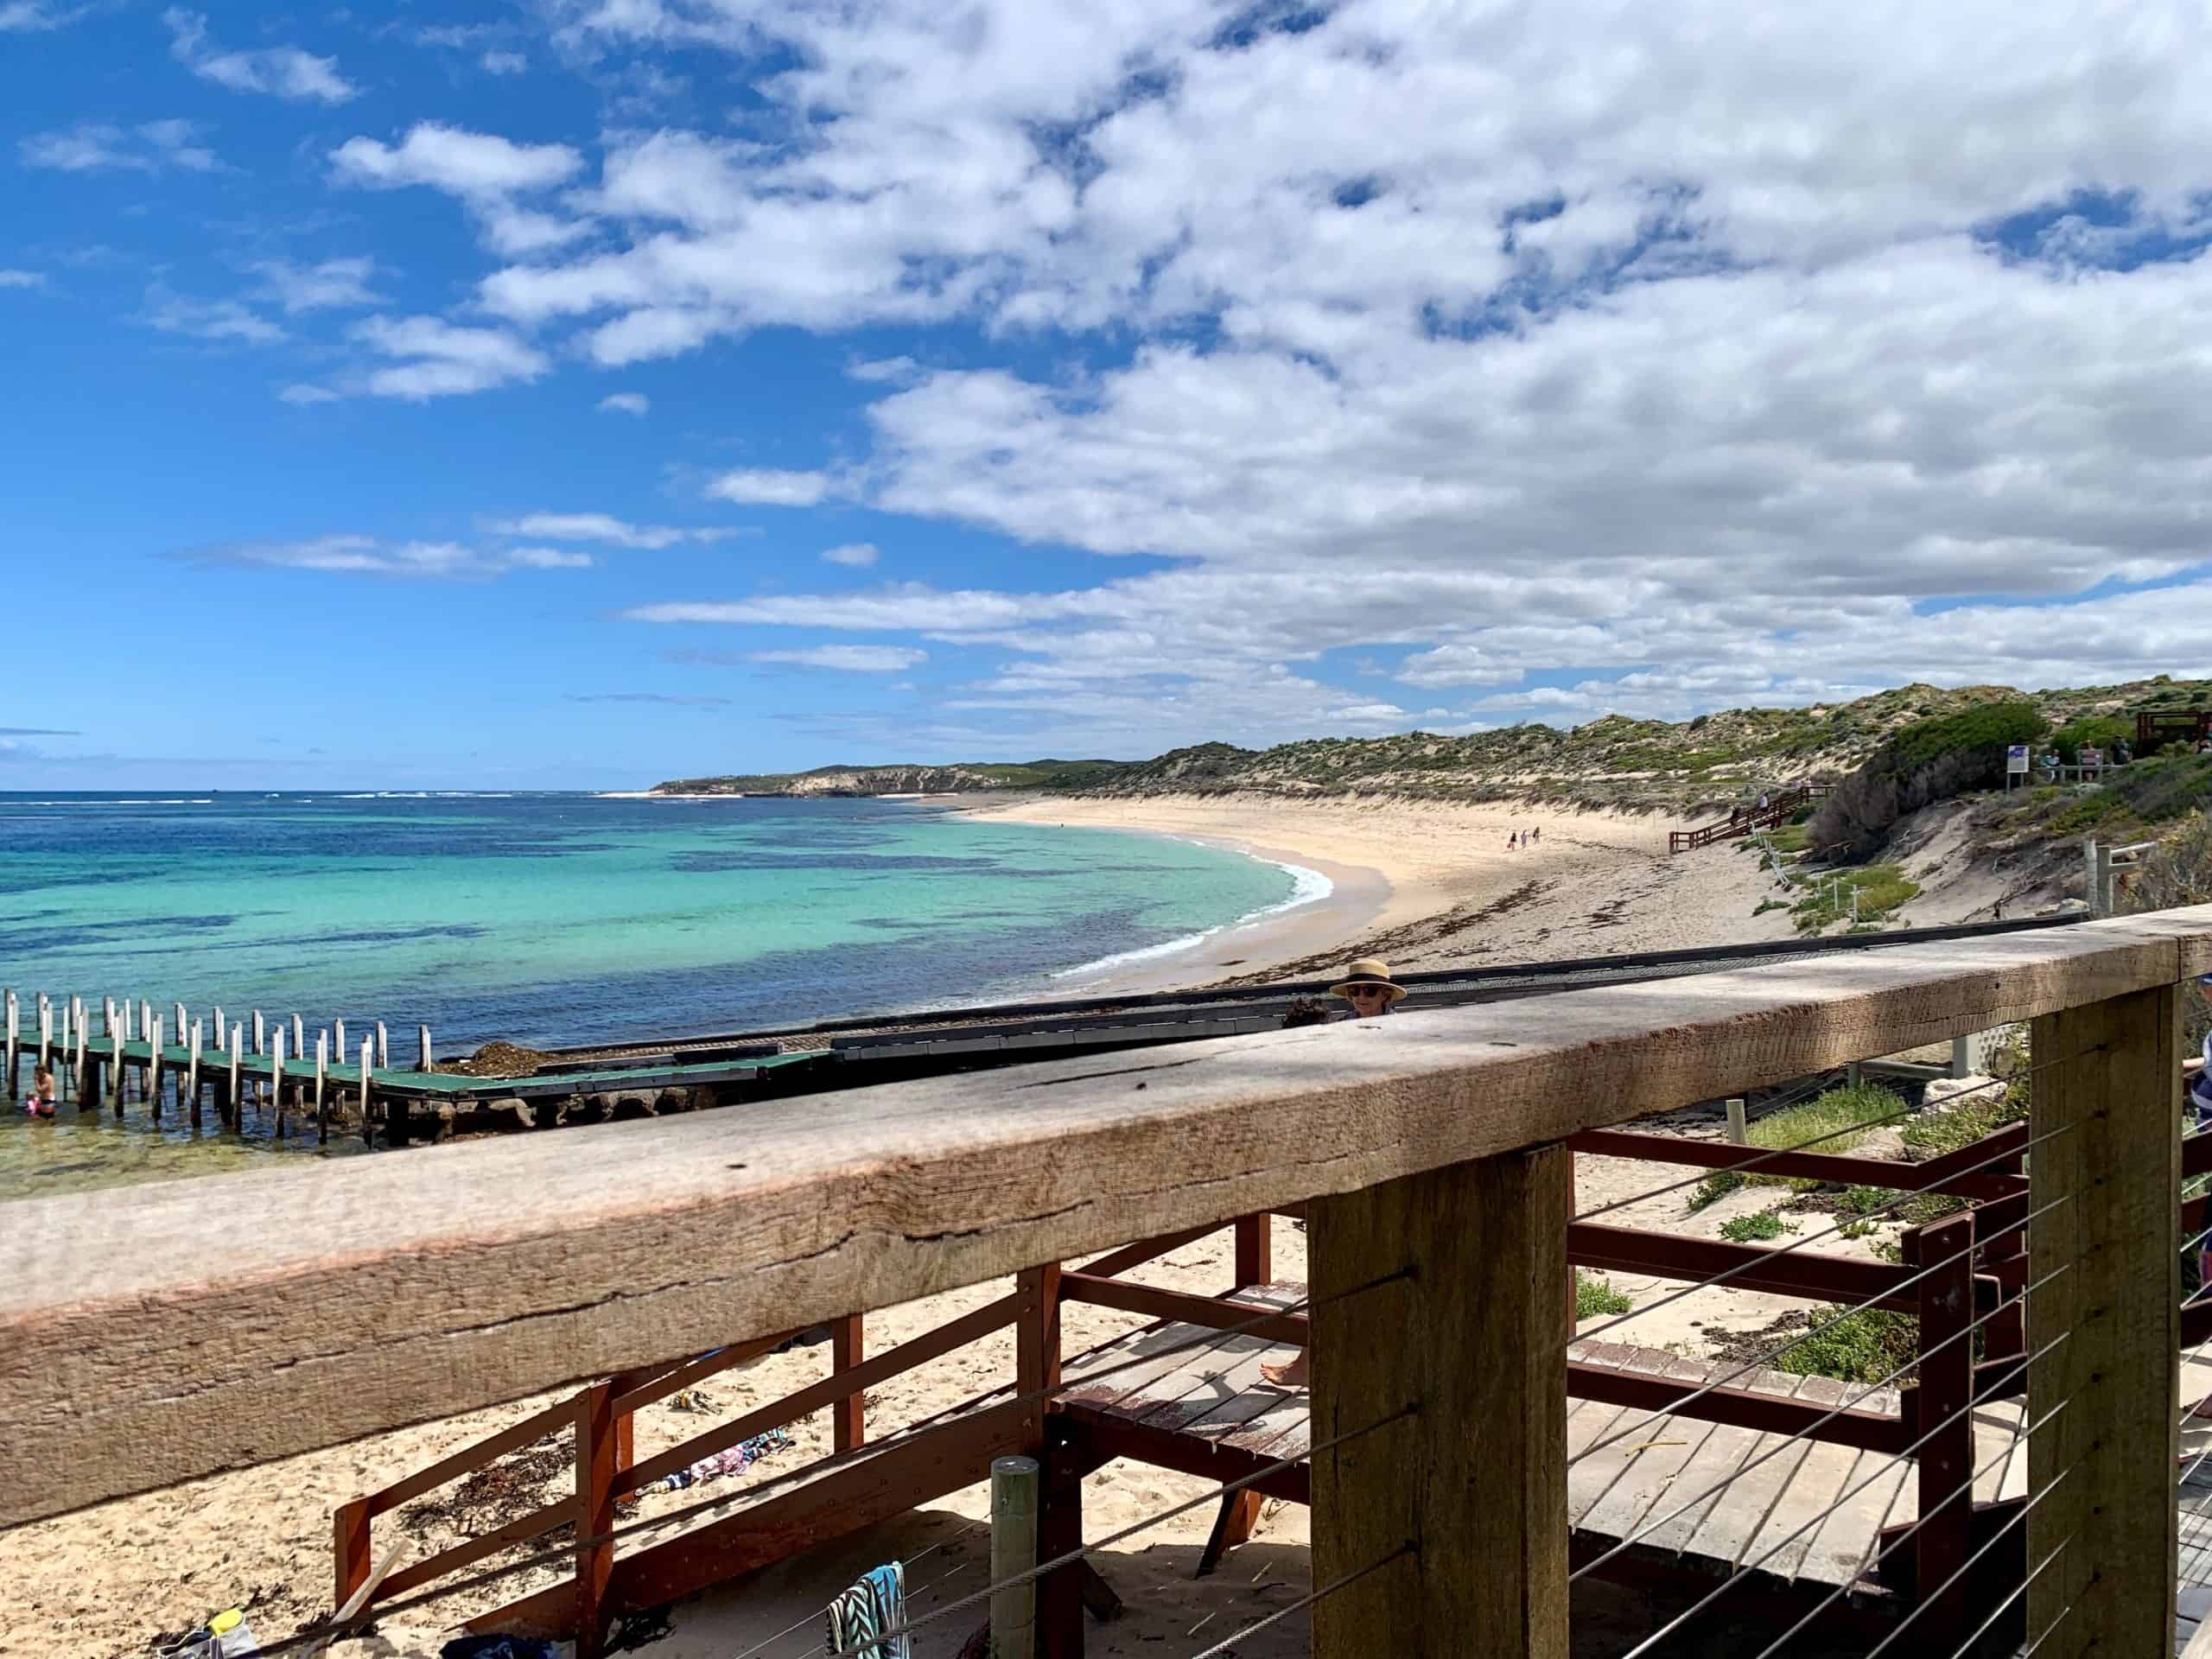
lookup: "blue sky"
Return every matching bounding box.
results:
[6,1,2212,788]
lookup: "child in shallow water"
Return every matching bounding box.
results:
[23,1065,56,1117]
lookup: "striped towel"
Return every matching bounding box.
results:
[825,1560,908,1658]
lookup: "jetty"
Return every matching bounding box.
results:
[4,907,2209,1656]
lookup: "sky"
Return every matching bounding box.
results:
[5,1,2212,789]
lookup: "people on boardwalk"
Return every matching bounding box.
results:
[1262,960,1403,1389]
[2113,735,2133,767]
[2079,742,2103,782]
[23,1065,56,1117]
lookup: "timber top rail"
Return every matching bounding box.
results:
[3,906,2211,1532]
[1669,781,1833,853]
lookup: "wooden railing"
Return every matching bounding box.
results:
[1669,781,1834,853]
[7,907,2210,1658]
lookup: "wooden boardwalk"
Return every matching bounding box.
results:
[1056,1289,2212,1640]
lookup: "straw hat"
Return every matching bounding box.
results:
[1329,957,1405,1004]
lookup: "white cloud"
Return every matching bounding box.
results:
[482,49,528,75]
[185,535,594,579]
[251,256,381,314]
[821,543,879,567]
[331,124,589,258]
[277,383,341,404]
[351,315,549,400]
[0,270,44,290]
[596,391,650,416]
[0,1,84,29]
[570,690,732,706]
[164,9,354,104]
[21,120,217,173]
[749,645,929,673]
[704,467,832,506]
[330,123,582,196]
[143,286,284,345]
[488,512,735,549]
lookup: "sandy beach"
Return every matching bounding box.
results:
[963,793,1800,993]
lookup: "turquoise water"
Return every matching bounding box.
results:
[0,791,1299,1048]
[0,791,1304,1196]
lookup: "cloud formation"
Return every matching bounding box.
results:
[821,543,878,567]
[164,9,354,104]
[351,315,549,399]
[183,534,597,580]
[596,391,649,416]
[330,124,589,256]
[489,512,739,549]
[748,645,929,672]
[704,467,831,506]
[21,119,216,172]
[252,256,382,314]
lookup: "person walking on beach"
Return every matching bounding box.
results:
[1262,960,1403,1389]
[1508,830,1518,850]
[23,1064,56,1118]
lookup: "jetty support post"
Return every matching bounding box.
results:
[291,1012,304,1060]
[315,1033,329,1144]
[252,1009,265,1057]
[1308,1146,1570,1659]
[172,1001,186,1046]
[270,1029,287,1136]
[146,1014,163,1119]
[377,1020,390,1067]
[359,1052,375,1147]
[36,996,51,1079]
[574,1380,617,1659]
[187,1020,203,1128]
[227,1024,244,1128]
[3,987,16,1094]
[334,1019,346,1066]
[2026,982,2182,1656]
[418,1024,432,1071]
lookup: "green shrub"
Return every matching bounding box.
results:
[1790,862,1920,931]
[1773,1308,1920,1384]
[2050,715,2131,764]
[1900,1077,2030,1160]
[2108,753,2212,825]
[1574,1270,1633,1319]
[1807,700,2049,860]
[1719,1208,1796,1243]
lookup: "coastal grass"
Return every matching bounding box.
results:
[1771,1308,1921,1385]
[1718,1208,1796,1243]
[1688,1082,1908,1210]
[1789,861,1919,931]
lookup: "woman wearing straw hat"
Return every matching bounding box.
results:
[1261,959,1405,1389]
[1331,957,1404,1020]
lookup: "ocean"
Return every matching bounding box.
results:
[0,791,1315,1194]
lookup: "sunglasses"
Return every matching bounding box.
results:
[1346,985,1391,998]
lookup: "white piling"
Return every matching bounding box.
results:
[376,1021,390,1068]
[148,1013,164,1116]
[270,1028,287,1132]
[188,1020,203,1124]
[359,1051,375,1147]
[1726,1097,1747,1145]
[315,1033,329,1143]
[335,1019,346,1066]
[418,1024,432,1071]
[228,1023,244,1125]
[252,1009,265,1056]
[291,1012,304,1057]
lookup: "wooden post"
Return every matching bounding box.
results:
[831,1313,866,1453]
[990,1454,1041,1659]
[1309,1147,1569,1659]
[1016,1264,1061,1459]
[1725,1097,1747,1145]
[227,1024,243,1128]
[173,1001,186,1045]
[334,1019,346,1066]
[1040,1418,1090,1658]
[36,999,52,1077]
[3,988,16,1095]
[1234,1212,1271,1289]
[575,1380,616,1659]
[315,1033,329,1144]
[212,1006,223,1046]
[146,1014,163,1118]
[187,1020,203,1127]
[334,1497,372,1611]
[2026,983,2182,1656]
[270,1028,286,1136]
[417,1024,432,1071]
[359,1053,375,1147]
[252,1009,265,1056]
[1907,1209,1974,1640]
[376,1020,389,1068]
[291,1013,304,1058]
